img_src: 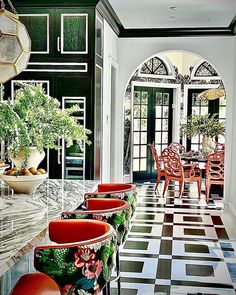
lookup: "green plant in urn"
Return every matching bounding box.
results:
[181,114,225,154]
[0,82,91,168]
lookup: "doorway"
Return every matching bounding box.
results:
[132,86,173,181]
[186,88,226,151]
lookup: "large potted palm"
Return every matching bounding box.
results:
[181,114,225,154]
[0,82,91,169]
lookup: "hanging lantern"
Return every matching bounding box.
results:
[197,87,226,101]
[0,7,31,84]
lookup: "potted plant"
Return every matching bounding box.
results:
[0,82,91,168]
[181,114,225,154]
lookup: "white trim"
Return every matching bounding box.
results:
[96,15,103,59]
[24,69,87,73]
[19,14,49,54]
[28,62,87,66]
[61,13,88,54]
[95,65,103,180]
[130,81,181,182]
[62,96,86,180]
[191,59,220,81]
[108,57,119,182]
[24,62,88,73]
[96,64,103,70]
[138,73,176,80]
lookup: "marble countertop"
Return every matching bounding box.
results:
[0,179,98,277]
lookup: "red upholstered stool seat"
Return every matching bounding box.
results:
[84,183,137,218]
[10,273,61,295]
[34,219,116,295]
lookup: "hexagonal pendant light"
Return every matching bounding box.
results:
[0,7,31,83]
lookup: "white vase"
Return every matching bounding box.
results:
[10,147,45,169]
[202,136,215,155]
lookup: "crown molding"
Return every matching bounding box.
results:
[229,14,236,35]
[101,1,236,37]
[119,27,234,38]
[96,0,123,35]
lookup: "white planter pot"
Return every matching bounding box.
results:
[201,136,215,155]
[10,147,45,169]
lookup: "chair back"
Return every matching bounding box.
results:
[148,143,162,172]
[161,148,183,178]
[34,220,117,295]
[169,142,185,154]
[61,198,130,246]
[214,142,225,152]
[205,152,224,181]
[84,183,137,217]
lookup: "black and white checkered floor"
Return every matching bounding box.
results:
[110,181,236,295]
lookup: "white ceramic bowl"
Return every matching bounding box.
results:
[1,173,48,194]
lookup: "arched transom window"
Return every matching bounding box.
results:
[139,57,169,76]
[194,61,219,78]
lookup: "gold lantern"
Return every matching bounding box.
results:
[197,87,225,101]
[0,5,31,84]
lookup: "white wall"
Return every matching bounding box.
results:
[229,37,236,212]
[160,51,201,75]
[101,20,118,182]
[114,36,235,207]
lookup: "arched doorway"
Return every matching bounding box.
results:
[123,51,226,183]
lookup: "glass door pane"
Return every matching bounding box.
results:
[133,86,173,181]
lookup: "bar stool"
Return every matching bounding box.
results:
[61,198,131,295]
[10,273,61,295]
[84,183,137,217]
[34,219,117,295]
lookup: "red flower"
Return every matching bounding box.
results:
[92,214,108,222]
[83,260,103,279]
[74,248,96,268]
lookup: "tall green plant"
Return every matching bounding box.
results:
[181,114,225,139]
[0,82,91,166]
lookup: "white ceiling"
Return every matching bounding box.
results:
[108,0,236,29]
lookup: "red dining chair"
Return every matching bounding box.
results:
[169,142,186,154]
[205,151,224,201]
[34,220,117,295]
[10,273,61,295]
[148,143,165,191]
[161,148,202,198]
[214,142,225,152]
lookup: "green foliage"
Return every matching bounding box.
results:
[181,114,225,139]
[0,82,91,164]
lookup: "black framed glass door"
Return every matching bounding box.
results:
[187,89,226,151]
[133,86,173,181]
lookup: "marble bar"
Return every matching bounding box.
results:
[0,179,98,277]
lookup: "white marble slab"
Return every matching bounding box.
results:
[0,179,98,277]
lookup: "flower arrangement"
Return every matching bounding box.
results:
[0,82,91,166]
[181,113,225,139]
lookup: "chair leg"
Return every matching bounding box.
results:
[179,181,184,198]
[163,179,169,196]
[197,179,202,199]
[206,183,211,202]
[155,173,161,192]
